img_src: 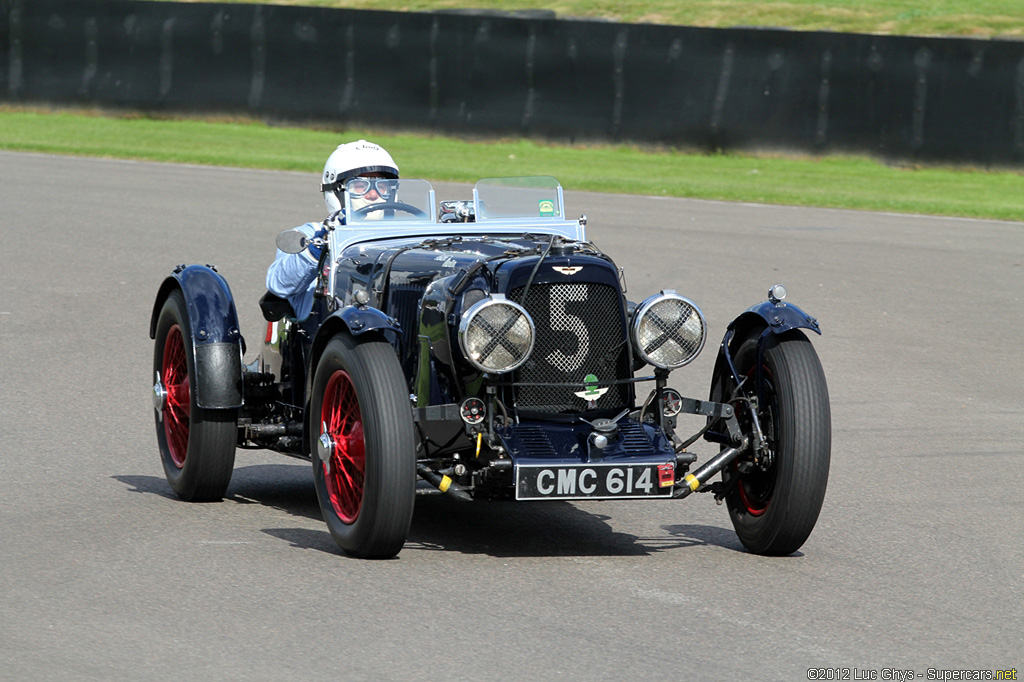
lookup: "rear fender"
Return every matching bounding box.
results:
[150,265,244,409]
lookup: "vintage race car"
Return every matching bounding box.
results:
[150,176,830,558]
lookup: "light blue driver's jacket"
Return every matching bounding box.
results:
[265,221,326,321]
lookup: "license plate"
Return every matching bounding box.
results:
[515,462,675,501]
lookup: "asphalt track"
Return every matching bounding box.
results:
[1,150,1021,681]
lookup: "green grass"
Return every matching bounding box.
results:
[10,3,1018,222]
[3,107,1022,222]
[145,0,1024,38]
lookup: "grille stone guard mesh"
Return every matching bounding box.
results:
[510,282,631,413]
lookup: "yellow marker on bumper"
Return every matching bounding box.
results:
[475,432,482,458]
[439,476,452,493]
[684,474,700,492]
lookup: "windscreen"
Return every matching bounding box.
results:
[344,178,435,224]
[474,176,564,221]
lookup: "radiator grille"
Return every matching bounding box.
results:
[511,282,631,413]
[387,282,427,358]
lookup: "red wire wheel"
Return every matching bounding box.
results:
[161,323,191,469]
[310,333,416,558]
[713,329,831,555]
[320,370,366,524]
[737,475,771,516]
[152,288,236,502]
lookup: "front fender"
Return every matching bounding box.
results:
[734,299,820,337]
[150,264,244,409]
[307,304,402,392]
[710,299,822,399]
[336,304,402,338]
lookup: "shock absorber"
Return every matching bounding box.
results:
[416,463,472,502]
[674,441,746,499]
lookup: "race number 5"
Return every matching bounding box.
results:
[546,286,589,371]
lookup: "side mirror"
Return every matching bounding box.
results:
[276,229,308,254]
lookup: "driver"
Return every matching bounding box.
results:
[266,139,399,320]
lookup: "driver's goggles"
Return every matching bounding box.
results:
[345,177,394,198]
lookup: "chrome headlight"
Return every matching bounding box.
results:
[458,295,535,374]
[631,291,707,369]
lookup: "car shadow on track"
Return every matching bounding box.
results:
[114,473,182,500]
[114,466,744,558]
[261,495,746,558]
[406,495,746,557]
[113,463,322,520]
[407,494,649,557]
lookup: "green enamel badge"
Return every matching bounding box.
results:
[574,373,609,401]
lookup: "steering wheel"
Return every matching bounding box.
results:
[351,202,427,218]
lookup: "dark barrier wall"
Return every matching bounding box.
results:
[3,0,1024,165]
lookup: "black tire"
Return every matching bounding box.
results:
[152,289,236,501]
[310,333,416,559]
[713,330,831,555]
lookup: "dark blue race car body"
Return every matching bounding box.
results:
[150,177,831,558]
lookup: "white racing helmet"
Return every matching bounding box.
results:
[320,140,399,214]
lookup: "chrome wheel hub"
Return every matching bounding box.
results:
[152,372,167,421]
[317,421,335,474]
